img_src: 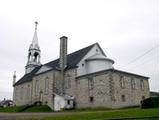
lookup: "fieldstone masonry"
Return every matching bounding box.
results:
[13,25,150,110]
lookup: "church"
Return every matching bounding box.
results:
[13,22,150,111]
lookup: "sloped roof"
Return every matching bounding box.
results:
[45,43,97,69]
[76,68,149,79]
[14,43,97,86]
[14,66,41,86]
[85,53,114,64]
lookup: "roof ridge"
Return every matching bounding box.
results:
[14,42,98,86]
[44,42,97,66]
[68,42,97,55]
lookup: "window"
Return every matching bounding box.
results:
[120,76,125,88]
[140,80,144,90]
[121,95,126,102]
[96,49,98,52]
[65,74,71,89]
[35,80,39,96]
[82,63,84,67]
[45,78,49,94]
[131,78,135,89]
[88,77,94,90]
[20,87,23,100]
[67,100,70,105]
[89,96,94,102]
[142,96,145,100]
[27,85,30,99]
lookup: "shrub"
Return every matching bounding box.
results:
[141,97,159,108]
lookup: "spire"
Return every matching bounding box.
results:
[35,21,38,30]
[13,71,16,86]
[30,21,39,50]
[25,22,41,74]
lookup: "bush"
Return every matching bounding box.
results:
[23,105,52,112]
[141,97,159,108]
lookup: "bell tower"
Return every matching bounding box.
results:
[25,21,41,74]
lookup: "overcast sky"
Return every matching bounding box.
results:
[1,0,159,100]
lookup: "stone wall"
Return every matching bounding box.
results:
[13,70,59,110]
[13,82,32,106]
[75,71,112,108]
[32,70,57,110]
[111,72,149,108]
[75,70,149,108]
[13,68,150,110]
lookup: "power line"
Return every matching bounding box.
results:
[120,44,159,69]
[126,55,159,70]
[151,57,159,79]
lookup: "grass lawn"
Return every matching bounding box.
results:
[0,105,52,112]
[0,106,26,112]
[32,108,159,120]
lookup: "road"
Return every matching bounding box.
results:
[0,112,70,120]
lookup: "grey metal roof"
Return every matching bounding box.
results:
[45,42,97,69]
[76,69,149,80]
[14,43,97,86]
[13,66,42,86]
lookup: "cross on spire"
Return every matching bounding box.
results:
[35,21,38,30]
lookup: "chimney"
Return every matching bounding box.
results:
[59,36,67,70]
[59,36,67,95]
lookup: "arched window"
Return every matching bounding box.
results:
[20,87,23,100]
[34,52,39,62]
[88,77,94,90]
[140,79,144,90]
[120,76,125,88]
[35,80,39,96]
[28,52,31,61]
[131,78,135,89]
[27,85,30,99]
[45,77,49,94]
[65,74,71,89]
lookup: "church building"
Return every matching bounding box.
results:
[13,22,150,111]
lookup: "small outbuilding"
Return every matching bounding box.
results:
[53,93,74,111]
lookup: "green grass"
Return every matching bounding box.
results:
[0,106,26,112]
[1,106,159,120]
[33,108,159,120]
[0,105,52,112]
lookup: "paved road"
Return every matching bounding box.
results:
[0,112,86,120]
[0,112,65,120]
[1,112,159,120]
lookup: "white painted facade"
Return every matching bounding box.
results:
[54,94,65,111]
[77,44,114,76]
[86,59,113,74]
[54,94,74,111]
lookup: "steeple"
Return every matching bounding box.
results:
[13,71,16,86]
[29,21,39,50]
[25,21,41,74]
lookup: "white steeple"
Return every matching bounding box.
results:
[29,21,40,50]
[25,21,41,74]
